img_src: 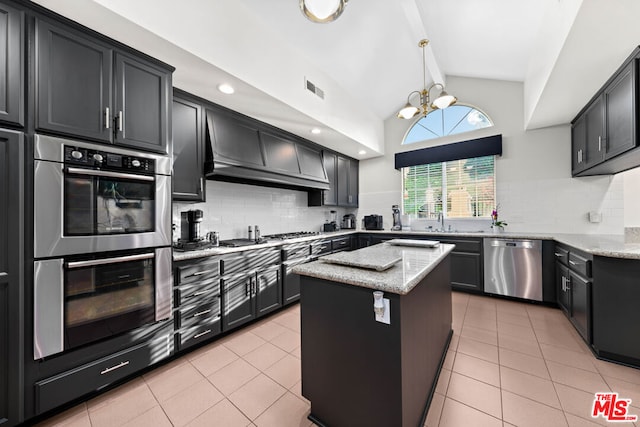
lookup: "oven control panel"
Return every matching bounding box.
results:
[64,146,155,173]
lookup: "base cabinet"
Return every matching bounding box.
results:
[555,244,592,344]
[592,256,640,365]
[35,342,154,414]
[220,249,282,330]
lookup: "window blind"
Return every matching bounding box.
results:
[395,134,502,169]
[402,155,495,219]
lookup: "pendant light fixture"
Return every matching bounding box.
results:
[397,39,457,119]
[300,0,348,23]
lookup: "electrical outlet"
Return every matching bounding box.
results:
[375,298,390,324]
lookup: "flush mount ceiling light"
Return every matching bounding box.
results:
[300,0,348,23]
[311,128,322,134]
[218,83,235,94]
[397,39,457,119]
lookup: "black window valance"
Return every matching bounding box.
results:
[395,134,502,169]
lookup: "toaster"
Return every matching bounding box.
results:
[363,215,384,230]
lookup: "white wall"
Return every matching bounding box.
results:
[358,76,625,235]
[173,181,353,241]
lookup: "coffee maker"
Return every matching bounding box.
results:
[180,209,204,241]
[391,205,402,231]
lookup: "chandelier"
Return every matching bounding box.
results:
[300,0,348,23]
[397,39,457,119]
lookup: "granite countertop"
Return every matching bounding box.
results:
[292,243,456,295]
[173,230,354,261]
[174,229,640,261]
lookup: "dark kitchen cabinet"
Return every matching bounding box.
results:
[604,61,636,160]
[569,270,591,343]
[0,1,24,127]
[337,156,359,207]
[222,275,254,330]
[571,115,587,173]
[309,151,358,207]
[556,262,570,315]
[35,18,112,142]
[437,237,483,293]
[585,96,605,168]
[256,265,282,317]
[0,129,23,427]
[321,151,337,205]
[221,248,282,330]
[172,90,205,201]
[554,244,592,344]
[572,96,605,174]
[592,256,640,366]
[35,18,172,153]
[174,256,221,351]
[113,52,170,154]
[571,47,640,176]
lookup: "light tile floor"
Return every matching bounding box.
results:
[36,292,640,427]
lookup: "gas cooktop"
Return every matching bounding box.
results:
[261,231,321,240]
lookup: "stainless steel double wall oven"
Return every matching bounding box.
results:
[32,135,173,359]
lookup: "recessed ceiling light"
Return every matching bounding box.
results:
[358,150,366,155]
[218,83,235,94]
[311,128,322,134]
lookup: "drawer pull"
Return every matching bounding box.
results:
[190,290,207,298]
[191,268,217,277]
[569,260,578,266]
[100,360,130,375]
[194,329,212,339]
[554,252,563,257]
[193,309,212,318]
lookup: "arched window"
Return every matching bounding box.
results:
[403,104,493,145]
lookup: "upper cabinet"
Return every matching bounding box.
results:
[173,90,205,202]
[572,48,639,176]
[309,151,359,208]
[0,1,24,127]
[35,18,172,154]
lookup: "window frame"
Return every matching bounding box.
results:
[402,103,494,146]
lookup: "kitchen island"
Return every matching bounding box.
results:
[293,242,455,427]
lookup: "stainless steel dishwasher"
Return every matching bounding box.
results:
[483,238,543,301]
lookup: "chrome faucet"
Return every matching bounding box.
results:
[437,212,445,230]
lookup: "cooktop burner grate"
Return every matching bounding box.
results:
[261,231,321,240]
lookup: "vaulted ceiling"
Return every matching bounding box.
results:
[32,0,640,158]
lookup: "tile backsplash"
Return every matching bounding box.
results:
[173,181,354,241]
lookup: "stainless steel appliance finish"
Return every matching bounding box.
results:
[33,247,173,359]
[484,238,543,301]
[33,134,171,258]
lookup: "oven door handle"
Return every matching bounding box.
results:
[66,167,155,182]
[66,253,155,269]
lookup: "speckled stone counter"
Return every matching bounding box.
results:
[292,243,455,295]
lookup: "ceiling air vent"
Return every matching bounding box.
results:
[305,78,325,99]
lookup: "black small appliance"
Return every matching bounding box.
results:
[363,215,384,230]
[181,209,204,241]
[391,205,402,231]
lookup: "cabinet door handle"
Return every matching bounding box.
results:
[100,360,129,375]
[569,260,577,266]
[118,111,124,132]
[245,281,249,297]
[104,107,110,129]
[554,252,563,257]
[193,309,212,318]
[598,136,602,151]
[194,329,212,339]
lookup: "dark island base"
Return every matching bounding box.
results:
[300,257,452,427]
